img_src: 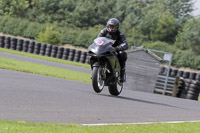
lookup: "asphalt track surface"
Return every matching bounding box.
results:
[1,52,200,124]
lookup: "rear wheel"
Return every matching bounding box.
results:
[108,78,123,96]
[92,66,105,93]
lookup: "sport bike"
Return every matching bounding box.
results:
[88,37,123,96]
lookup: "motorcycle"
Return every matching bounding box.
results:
[88,37,123,96]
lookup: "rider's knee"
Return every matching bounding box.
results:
[119,51,127,62]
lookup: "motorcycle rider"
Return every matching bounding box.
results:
[97,18,128,82]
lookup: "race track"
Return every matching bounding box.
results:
[1,68,200,124]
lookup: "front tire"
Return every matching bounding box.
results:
[92,66,105,93]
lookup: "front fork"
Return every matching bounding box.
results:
[90,57,117,83]
[91,62,107,80]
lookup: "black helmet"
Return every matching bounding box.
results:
[106,18,120,33]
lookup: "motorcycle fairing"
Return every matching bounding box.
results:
[88,37,115,56]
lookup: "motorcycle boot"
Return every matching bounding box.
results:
[120,67,126,82]
[117,51,127,83]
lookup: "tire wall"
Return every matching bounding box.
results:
[0,35,90,64]
[159,66,200,100]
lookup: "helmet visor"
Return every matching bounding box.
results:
[107,25,118,32]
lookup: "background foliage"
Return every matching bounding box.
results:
[0,0,200,69]
[36,26,62,46]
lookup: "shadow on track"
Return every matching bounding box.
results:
[99,94,186,110]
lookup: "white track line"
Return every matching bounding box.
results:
[82,120,200,126]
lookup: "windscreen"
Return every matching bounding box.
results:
[94,37,115,46]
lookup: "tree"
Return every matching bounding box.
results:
[0,0,30,17]
[122,0,147,29]
[167,0,194,30]
[71,0,115,28]
[167,0,194,20]
[151,10,177,42]
[138,0,177,43]
[175,17,200,54]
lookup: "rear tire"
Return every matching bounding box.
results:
[108,81,123,96]
[92,66,105,93]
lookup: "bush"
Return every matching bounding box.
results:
[36,26,62,46]
[24,22,45,39]
[142,41,172,52]
[13,19,29,36]
[175,17,200,54]
[0,16,17,34]
[59,27,79,45]
[0,15,45,39]
[76,26,102,47]
[59,25,103,47]
[173,49,198,69]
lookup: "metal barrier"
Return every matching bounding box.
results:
[154,75,179,96]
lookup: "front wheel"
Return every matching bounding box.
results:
[108,81,123,96]
[92,66,105,93]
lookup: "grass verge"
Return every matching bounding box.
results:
[0,120,200,133]
[0,56,91,83]
[0,48,90,69]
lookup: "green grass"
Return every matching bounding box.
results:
[0,47,91,83]
[0,48,90,69]
[0,56,91,83]
[0,120,200,133]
